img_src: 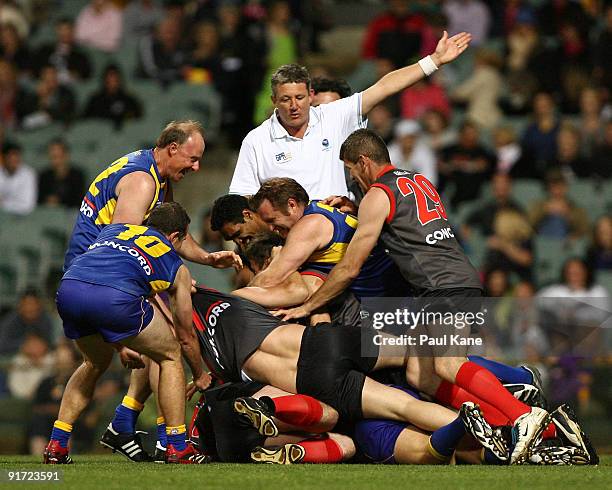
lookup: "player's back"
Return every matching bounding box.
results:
[63,223,182,297]
[372,167,481,294]
[64,149,167,270]
[302,201,407,298]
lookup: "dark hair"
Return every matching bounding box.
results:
[210,194,251,231]
[271,64,311,96]
[48,137,69,152]
[243,232,285,272]
[2,141,22,155]
[251,178,309,214]
[339,128,390,164]
[311,77,352,99]
[156,120,205,148]
[561,257,594,289]
[146,202,191,240]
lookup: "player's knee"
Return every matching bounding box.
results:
[321,404,339,429]
[83,357,111,377]
[433,356,465,382]
[329,433,355,461]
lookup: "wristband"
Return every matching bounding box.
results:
[418,55,439,76]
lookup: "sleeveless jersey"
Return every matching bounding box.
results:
[63,223,183,297]
[302,201,404,298]
[371,166,481,294]
[64,149,167,270]
[192,287,284,383]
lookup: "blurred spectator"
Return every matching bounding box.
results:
[0,59,21,129]
[399,78,450,121]
[586,215,612,272]
[577,86,606,158]
[361,0,425,68]
[0,0,29,38]
[549,122,591,179]
[442,0,490,46]
[0,141,37,215]
[253,0,299,124]
[37,138,85,208]
[18,65,76,129]
[419,11,447,59]
[493,126,522,174]
[484,268,510,297]
[0,290,53,356]
[75,0,123,53]
[463,173,524,237]
[450,49,503,129]
[592,4,612,88]
[367,103,395,144]
[518,92,561,178]
[508,281,549,363]
[528,170,589,240]
[33,18,92,83]
[439,120,494,208]
[484,209,534,281]
[122,0,163,41]
[420,108,456,153]
[83,64,143,129]
[557,20,591,114]
[199,207,225,252]
[28,340,80,455]
[7,333,54,400]
[184,21,223,86]
[387,119,437,185]
[537,0,590,40]
[137,16,187,87]
[311,76,352,106]
[590,120,612,179]
[0,22,30,73]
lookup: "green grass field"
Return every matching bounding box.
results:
[0,455,610,489]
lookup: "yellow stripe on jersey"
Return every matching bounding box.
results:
[95,198,117,225]
[345,214,358,229]
[150,280,171,293]
[144,164,162,219]
[88,157,129,197]
[308,241,349,264]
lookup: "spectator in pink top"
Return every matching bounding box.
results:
[75,0,123,53]
[400,78,450,120]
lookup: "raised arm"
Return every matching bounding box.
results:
[232,271,310,309]
[361,31,471,115]
[277,187,390,320]
[250,214,333,287]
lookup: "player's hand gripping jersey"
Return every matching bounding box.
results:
[63,223,183,297]
[64,149,167,269]
[302,201,408,298]
[371,166,481,294]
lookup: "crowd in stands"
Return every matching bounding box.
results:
[0,0,611,452]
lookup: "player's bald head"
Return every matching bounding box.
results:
[156,120,205,148]
[340,129,390,165]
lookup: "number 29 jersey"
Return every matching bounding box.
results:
[63,223,183,297]
[64,149,167,270]
[371,166,481,294]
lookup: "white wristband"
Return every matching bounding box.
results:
[418,55,439,76]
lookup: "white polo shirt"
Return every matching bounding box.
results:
[229,92,366,199]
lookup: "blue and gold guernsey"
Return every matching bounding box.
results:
[63,223,183,297]
[64,149,167,270]
[301,201,408,298]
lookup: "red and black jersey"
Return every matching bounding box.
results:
[191,287,284,383]
[371,166,482,295]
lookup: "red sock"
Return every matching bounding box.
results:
[455,362,530,423]
[435,380,511,426]
[271,395,323,428]
[542,423,556,439]
[298,437,343,463]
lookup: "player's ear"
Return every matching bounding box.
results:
[169,142,178,155]
[243,209,253,221]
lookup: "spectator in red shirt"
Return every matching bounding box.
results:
[400,78,450,120]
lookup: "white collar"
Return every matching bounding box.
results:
[269,107,321,140]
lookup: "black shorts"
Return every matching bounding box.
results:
[296,323,379,423]
[196,381,266,462]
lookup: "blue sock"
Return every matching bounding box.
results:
[429,416,466,459]
[51,421,72,448]
[156,417,167,449]
[483,448,505,465]
[166,425,187,451]
[468,356,532,384]
[111,396,143,434]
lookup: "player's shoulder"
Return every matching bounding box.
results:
[242,119,274,145]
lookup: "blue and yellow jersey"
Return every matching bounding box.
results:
[63,223,183,297]
[64,149,167,270]
[301,201,400,298]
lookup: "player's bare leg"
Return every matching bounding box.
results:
[44,334,115,464]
